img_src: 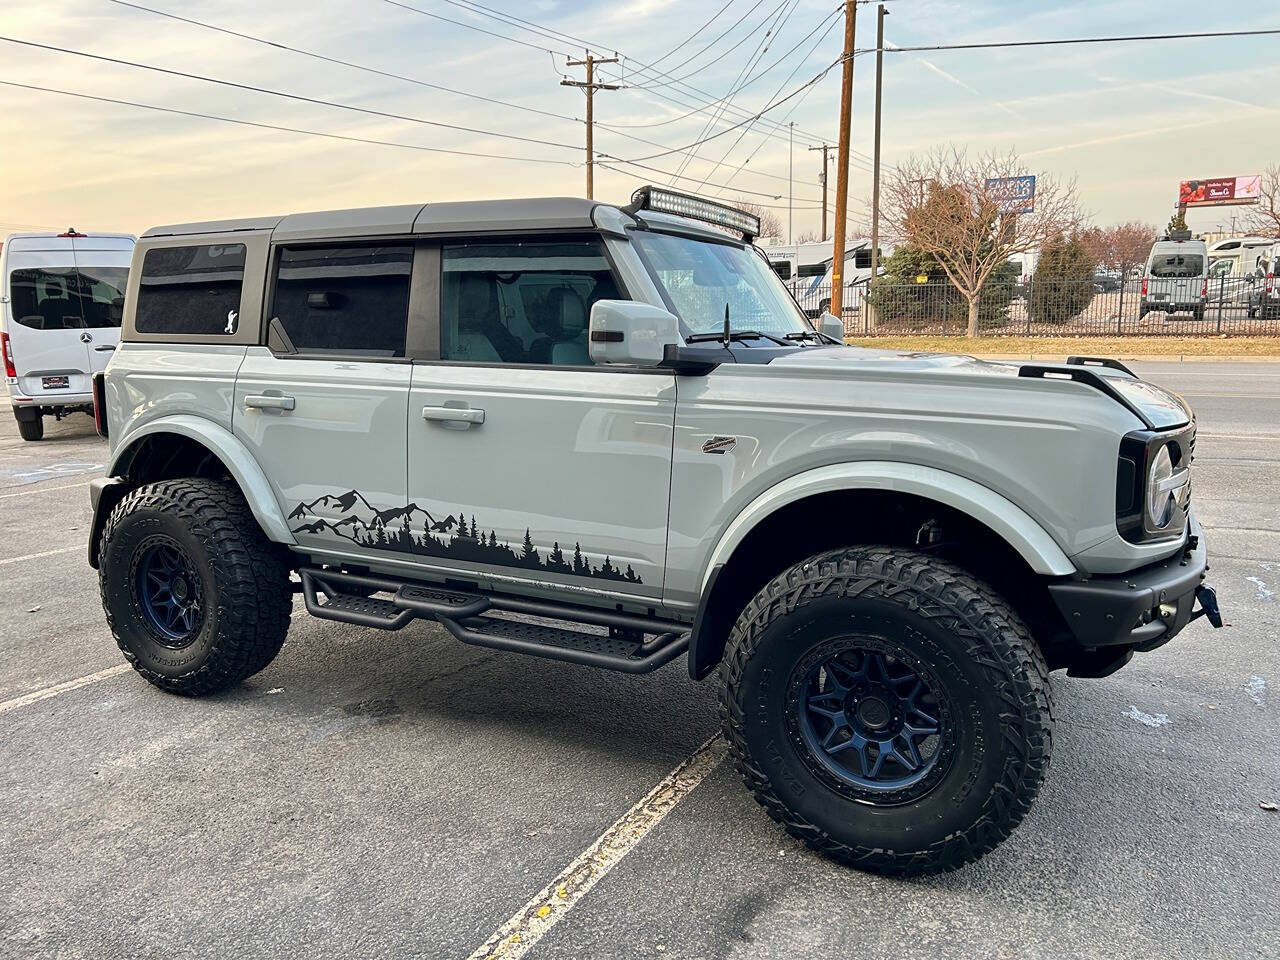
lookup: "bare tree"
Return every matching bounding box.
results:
[1241,164,1280,237]
[882,147,1082,335]
[795,230,821,244]
[736,200,784,242]
[1078,221,1160,274]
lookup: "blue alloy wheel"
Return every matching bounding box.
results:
[134,537,205,646]
[795,646,947,798]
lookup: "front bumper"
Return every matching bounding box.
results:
[1048,517,1218,656]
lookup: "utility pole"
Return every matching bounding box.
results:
[788,122,795,244]
[829,0,857,318]
[562,52,619,199]
[808,143,834,241]
[869,3,888,284]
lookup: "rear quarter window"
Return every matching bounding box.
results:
[134,243,246,335]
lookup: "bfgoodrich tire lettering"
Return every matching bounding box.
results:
[99,478,293,696]
[719,546,1054,876]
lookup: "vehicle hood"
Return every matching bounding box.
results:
[767,346,1192,430]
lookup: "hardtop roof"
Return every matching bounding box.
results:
[142,197,604,241]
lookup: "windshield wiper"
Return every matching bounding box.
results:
[686,329,791,347]
[783,330,841,345]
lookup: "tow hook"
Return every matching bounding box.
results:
[1191,584,1223,628]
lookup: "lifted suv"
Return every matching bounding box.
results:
[90,188,1220,875]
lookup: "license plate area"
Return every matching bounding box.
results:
[41,376,70,389]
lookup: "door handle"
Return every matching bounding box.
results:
[244,394,296,411]
[422,405,484,425]
[94,344,115,352]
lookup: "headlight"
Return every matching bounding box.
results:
[1147,443,1175,529]
[1117,426,1194,544]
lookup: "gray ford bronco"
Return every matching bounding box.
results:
[89,187,1221,875]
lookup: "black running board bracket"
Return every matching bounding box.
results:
[299,567,689,674]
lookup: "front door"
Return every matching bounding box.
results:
[403,236,675,603]
[233,242,417,561]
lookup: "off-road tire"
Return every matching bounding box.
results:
[16,414,43,441]
[719,546,1054,876]
[99,478,293,696]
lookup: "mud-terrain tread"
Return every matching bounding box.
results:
[99,478,292,696]
[718,546,1055,876]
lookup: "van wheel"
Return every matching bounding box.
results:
[16,413,44,441]
[1193,307,1206,321]
[720,547,1054,876]
[99,478,293,696]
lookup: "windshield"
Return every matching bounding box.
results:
[631,230,808,336]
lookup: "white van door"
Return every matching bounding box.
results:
[70,236,132,374]
[4,238,91,401]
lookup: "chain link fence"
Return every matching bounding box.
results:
[794,276,1280,337]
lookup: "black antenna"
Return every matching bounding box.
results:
[722,302,731,347]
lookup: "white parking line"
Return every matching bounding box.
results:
[0,480,90,500]
[0,663,132,716]
[0,545,82,566]
[464,735,727,960]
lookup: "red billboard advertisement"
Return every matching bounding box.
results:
[1178,175,1262,207]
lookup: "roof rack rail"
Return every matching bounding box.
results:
[1066,355,1136,378]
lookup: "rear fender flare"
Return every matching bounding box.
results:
[106,415,296,545]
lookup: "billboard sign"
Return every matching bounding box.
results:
[985,175,1036,214]
[1178,175,1261,207]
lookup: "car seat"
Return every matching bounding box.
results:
[528,286,590,365]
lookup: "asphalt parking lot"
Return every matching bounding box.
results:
[1,361,1277,960]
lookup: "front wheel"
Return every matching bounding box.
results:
[720,547,1054,876]
[99,478,293,696]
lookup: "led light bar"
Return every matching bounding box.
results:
[628,186,761,240]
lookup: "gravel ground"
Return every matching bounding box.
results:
[1,362,1277,960]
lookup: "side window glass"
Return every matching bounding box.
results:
[136,244,245,335]
[8,267,82,330]
[271,244,411,357]
[440,238,620,365]
[77,266,129,328]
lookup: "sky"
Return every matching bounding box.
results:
[0,0,1277,240]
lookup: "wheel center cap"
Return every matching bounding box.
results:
[171,576,189,601]
[857,695,891,730]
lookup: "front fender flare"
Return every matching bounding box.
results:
[105,415,296,546]
[686,462,1077,680]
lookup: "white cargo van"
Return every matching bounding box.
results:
[1,230,135,440]
[1139,232,1208,321]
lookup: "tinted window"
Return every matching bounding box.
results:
[135,243,245,335]
[9,266,128,330]
[271,244,411,357]
[440,239,619,365]
[1148,253,1204,278]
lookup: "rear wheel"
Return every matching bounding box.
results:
[16,412,43,441]
[99,478,293,695]
[720,547,1053,875]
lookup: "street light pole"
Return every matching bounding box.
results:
[808,143,834,241]
[830,0,857,318]
[869,4,888,283]
[788,122,794,244]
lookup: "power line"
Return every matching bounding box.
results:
[389,0,836,148]
[864,26,1280,54]
[0,79,578,164]
[593,163,824,210]
[0,35,581,154]
[611,55,843,164]
[642,0,739,70]
[622,0,775,91]
[100,0,817,197]
[105,0,580,127]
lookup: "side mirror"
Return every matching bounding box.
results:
[589,299,680,366]
[819,312,846,342]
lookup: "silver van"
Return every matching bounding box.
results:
[1138,233,1208,321]
[1,230,135,440]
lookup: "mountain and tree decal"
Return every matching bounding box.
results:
[288,490,641,584]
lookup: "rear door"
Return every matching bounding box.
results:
[71,236,132,373]
[3,237,89,400]
[233,241,416,563]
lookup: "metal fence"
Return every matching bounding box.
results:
[793,277,1280,337]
